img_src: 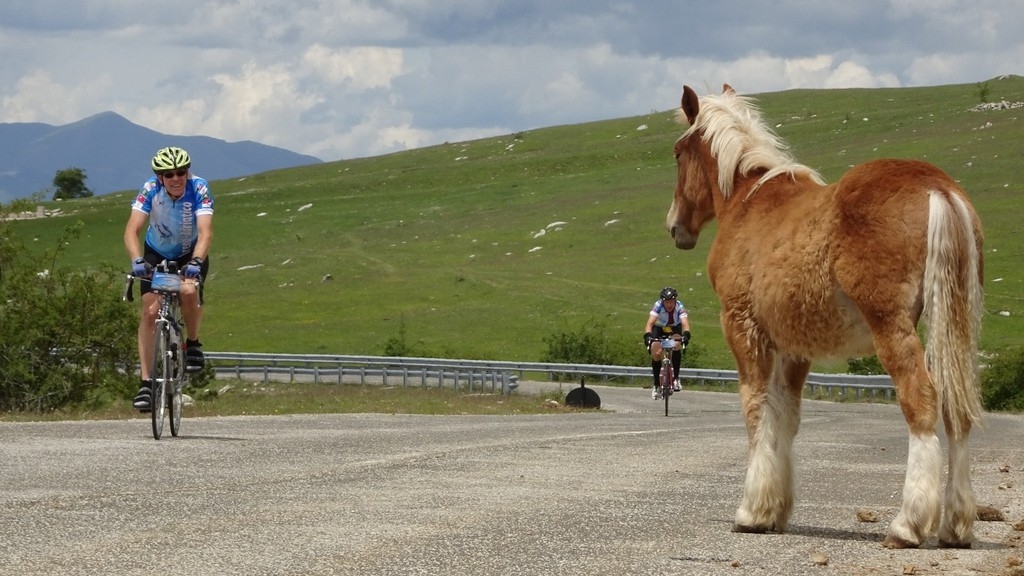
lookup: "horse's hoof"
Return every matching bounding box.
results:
[881,534,920,549]
[732,523,771,534]
[938,539,972,549]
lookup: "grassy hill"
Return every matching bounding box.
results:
[7,75,1024,370]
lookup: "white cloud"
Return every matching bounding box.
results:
[0,70,114,124]
[302,45,405,89]
[1,0,1019,162]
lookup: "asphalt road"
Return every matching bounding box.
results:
[2,383,1022,576]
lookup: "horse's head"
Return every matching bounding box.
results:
[666,84,730,250]
[666,84,824,250]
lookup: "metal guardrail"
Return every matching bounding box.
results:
[206,352,896,400]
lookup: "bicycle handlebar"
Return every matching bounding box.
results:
[123,275,135,302]
[659,335,686,351]
[122,260,203,303]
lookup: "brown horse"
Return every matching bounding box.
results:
[667,84,984,549]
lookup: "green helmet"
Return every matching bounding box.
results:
[151,146,191,173]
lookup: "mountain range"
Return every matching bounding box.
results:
[0,112,323,204]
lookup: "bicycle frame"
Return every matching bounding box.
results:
[124,263,193,439]
[658,337,678,416]
[151,271,186,439]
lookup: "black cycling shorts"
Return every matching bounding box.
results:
[647,325,683,352]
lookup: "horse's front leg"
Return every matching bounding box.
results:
[733,351,811,533]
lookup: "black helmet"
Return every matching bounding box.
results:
[660,287,678,300]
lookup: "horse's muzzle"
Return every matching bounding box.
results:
[670,226,697,250]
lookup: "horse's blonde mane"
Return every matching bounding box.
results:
[677,91,824,198]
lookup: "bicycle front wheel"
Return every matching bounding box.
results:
[661,359,673,417]
[151,323,170,440]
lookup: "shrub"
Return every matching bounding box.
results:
[981,347,1024,412]
[383,315,413,357]
[0,220,138,412]
[847,355,886,375]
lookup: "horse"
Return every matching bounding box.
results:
[666,84,984,549]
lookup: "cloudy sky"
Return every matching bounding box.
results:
[1,0,1020,162]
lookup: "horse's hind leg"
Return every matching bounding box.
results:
[733,353,810,533]
[938,414,976,547]
[873,330,943,548]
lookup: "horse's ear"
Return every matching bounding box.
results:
[723,83,735,95]
[681,85,700,125]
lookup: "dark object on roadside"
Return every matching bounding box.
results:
[565,377,601,409]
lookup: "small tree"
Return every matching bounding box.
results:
[52,167,93,201]
[976,81,991,104]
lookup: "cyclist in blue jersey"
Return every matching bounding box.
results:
[124,146,214,411]
[643,287,692,398]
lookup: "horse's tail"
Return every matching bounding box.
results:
[923,190,984,439]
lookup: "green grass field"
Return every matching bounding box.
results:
[7,75,1024,371]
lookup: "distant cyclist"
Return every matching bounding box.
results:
[643,287,691,398]
[123,146,214,411]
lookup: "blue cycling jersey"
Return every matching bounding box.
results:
[131,175,214,260]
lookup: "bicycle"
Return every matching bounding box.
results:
[654,335,686,417]
[123,261,193,440]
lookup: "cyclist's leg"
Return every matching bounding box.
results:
[136,293,161,378]
[133,247,167,409]
[180,282,203,339]
[650,345,662,380]
[660,325,682,390]
[176,255,209,370]
[136,247,165,381]
[174,254,207,339]
[672,349,683,391]
[134,292,161,410]
[670,325,682,380]
[650,327,667,397]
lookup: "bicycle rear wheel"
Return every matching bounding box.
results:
[151,323,170,440]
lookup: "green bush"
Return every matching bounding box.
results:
[981,347,1024,412]
[541,321,642,376]
[383,315,413,357]
[0,220,138,412]
[540,321,707,382]
[847,355,886,375]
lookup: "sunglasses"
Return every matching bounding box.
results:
[161,170,187,178]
